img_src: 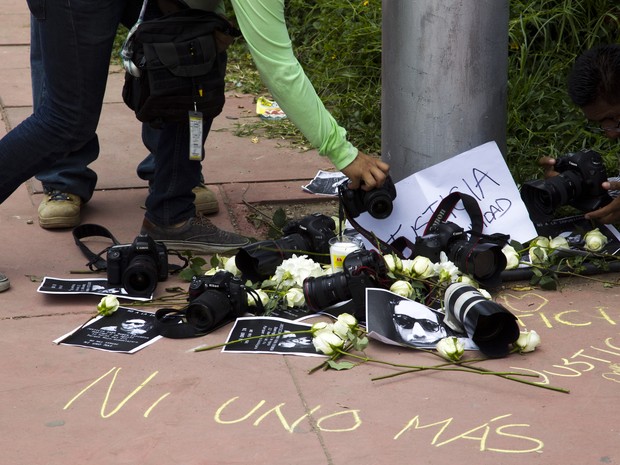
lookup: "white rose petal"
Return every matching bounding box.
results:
[436,337,465,361]
[284,287,305,308]
[549,236,569,251]
[383,254,403,273]
[514,330,541,353]
[529,246,548,264]
[411,255,435,279]
[224,256,240,276]
[311,321,333,335]
[502,244,520,270]
[97,295,120,316]
[333,313,358,338]
[312,330,344,355]
[530,236,550,249]
[584,228,608,252]
[390,280,413,298]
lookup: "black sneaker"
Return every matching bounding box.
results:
[141,215,250,253]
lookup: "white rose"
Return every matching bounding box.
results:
[549,235,569,251]
[434,252,460,283]
[312,330,344,355]
[436,337,465,361]
[311,321,333,335]
[274,255,324,288]
[411,255,435,279]
[389,280,413,298]
[502,244,520,270]
[334,313,357,336]
[97,295,119,316]
[284,288,305,308]
[383,254,403,273]
[529,246,548,264]
[530,236,550,249]
[223,256,240,276]
[514,330,541,353]
[584,228,608,252]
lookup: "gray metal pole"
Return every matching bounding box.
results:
[382,0,509,181]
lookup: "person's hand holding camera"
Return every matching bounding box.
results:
[585,185,620,224]
[538,156,560,178]
[341,152,390,190]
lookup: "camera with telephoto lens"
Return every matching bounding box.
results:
[107,234,168,296]
[339,175,397,219]
[415,221,506,286]
[520,149,612,223]
[303,249,387,319]
[236,213,336,282]
[444,282,519,358]
[185,270,248,334]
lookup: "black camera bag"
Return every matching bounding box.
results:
[122,8,240,124]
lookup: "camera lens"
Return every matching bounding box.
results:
[444,282,519,357]
[185,290,234,333]
[364,190,393,219]
[449,241,506,284]
[122,255,158,296]
[303,273,351,311]
[520,170,582,222]
[236,234,311,281]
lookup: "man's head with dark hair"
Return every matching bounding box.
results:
[568,44,620,138]
[568,44,620,108]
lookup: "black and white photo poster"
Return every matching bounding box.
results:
[217,317,324,357]
[54,307,162,353]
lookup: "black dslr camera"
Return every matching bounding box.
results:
[415,221,506,286]
[339,175,397,219]
[107,234,168,296]
[185,271,248,334]
[303,249,387,319]
[520,150,612,223]
[236,213,336,281]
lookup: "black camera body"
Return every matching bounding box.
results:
[185,271,248,333]
[236,213,336,282]
[415,221,506,286]
[520,150,612,222]
[107,234,168,296]
[339,175,397,219]
[303,249,387,319]
[281,212,336,256]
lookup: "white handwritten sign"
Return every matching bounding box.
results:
[356,141,537,245]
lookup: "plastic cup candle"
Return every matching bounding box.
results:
[329,235,363,272]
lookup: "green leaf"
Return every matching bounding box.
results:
[327,360,355,370]
[272,208,288,228]
[539,275,558,290]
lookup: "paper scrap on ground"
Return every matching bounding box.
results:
[302,170,348,196]
[37,277,152,301]
[256,96,286,120]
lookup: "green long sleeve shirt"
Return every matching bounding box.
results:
[187,0,359,170]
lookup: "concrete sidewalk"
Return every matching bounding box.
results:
[1,2,620,464]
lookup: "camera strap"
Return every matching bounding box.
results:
[72,224,122,271]
[339,190,490,259]
[71,223,188,274]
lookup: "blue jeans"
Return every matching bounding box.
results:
[30,16,99,202]
[138,119,213,226]
[0,0,125,203]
